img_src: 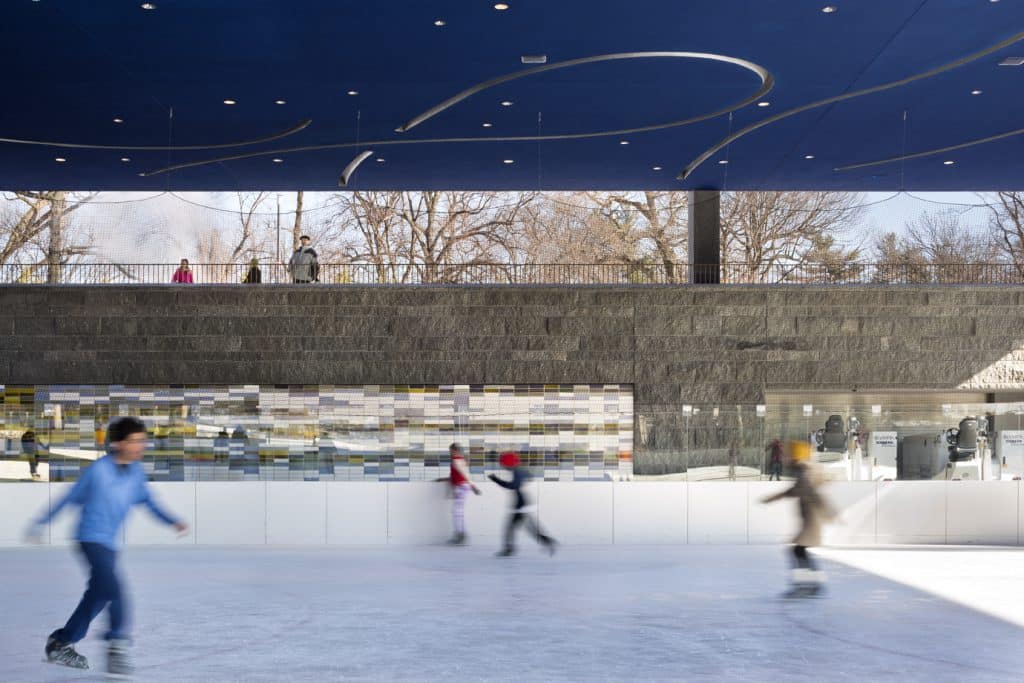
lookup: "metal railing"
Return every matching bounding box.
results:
[1,262,1022,285]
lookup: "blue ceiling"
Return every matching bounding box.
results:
[2,0,1024,191]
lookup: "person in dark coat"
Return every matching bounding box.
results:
[762,440,837,598]
[22,428,44,479]
[243,258,262,284]
[488,452,556,557]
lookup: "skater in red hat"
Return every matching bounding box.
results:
[488,451,557,557]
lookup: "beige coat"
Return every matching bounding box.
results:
[763,461,836,547]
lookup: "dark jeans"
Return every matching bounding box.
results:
[769,461,781,481]
[503,511,553,552]
[56,542,127,643]
[791,544,818,571]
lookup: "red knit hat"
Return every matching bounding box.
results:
[498,451,520,468]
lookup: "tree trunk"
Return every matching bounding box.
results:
[292,190,304,250]
[47,191,66,283]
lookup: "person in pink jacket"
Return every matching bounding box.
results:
[171,259,194,283]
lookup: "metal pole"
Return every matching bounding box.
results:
[276,194,281,282]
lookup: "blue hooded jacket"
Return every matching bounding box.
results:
[35,454,179,549]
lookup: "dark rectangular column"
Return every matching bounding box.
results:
[688,190,720,284]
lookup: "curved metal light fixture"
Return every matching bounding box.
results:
[339,150,374,187]
[141,51,772,178]
[396,51,773,139]
[678,30,1024,180]
[834,126,1024,172]
[0,119,312,151]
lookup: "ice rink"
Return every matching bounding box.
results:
[2,544,1022,682]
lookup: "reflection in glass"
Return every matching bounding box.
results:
[0,384,633,483]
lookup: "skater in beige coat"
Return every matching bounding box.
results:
[761,440,837,597]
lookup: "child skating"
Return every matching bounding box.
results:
[488,451,557,557]
[26,416,189,678]
[761,440,837,598]
[447,442,481,545]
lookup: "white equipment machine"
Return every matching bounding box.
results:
[995,430,1024,480]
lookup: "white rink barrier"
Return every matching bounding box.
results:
[1,480,1021,547]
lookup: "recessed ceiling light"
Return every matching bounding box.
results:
[718,159,729,165]
[120,157,131,162]
[274,99,286,105]
[619,140,630,145]
[55,157,66,163]
[804,154,815,159]
[347,90,359,96]
[652,166,663,171]
[434,19,446,26]
[503,159,515,164]
[482,122,493,128]
[140,2,156,9]
[500,100,513,107]
[971,90,983,95]
[821,5,836,13]
[376,158,385,163]
[943,160,955,165]
[999,57,1024,66]
[521,55,547,64]
[112,117,124,124]
[757,101,771,107]
[494,3,510,9]
[223,99,236,105]
[272,158,284,163]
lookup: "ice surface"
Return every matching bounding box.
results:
[1,544,1021,682]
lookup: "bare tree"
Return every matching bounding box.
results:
[989,192,1024,279]
[584,191,689,282]
[0,191,98,282]
[331,192,411,283]
[193,192,271,280]
[871,231,932,284]
[292,190,304,251]
[332,191,536,283]
[720,191,863,283]
[903,208,999,283]
[870,209,1000,283]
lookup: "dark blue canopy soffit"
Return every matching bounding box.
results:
[2,0,1024,191]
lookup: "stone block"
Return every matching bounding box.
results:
[721,315,766,337]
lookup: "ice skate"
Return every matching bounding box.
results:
[446,532,467,545]
[45,631,89,670]
[107,638,133,680]
[780,583,814,599]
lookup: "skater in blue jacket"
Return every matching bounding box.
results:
[26,416,189,678]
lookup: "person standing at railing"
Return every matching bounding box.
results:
[288,235,319,283]
[243,257,262,284]
[171,258,194,283]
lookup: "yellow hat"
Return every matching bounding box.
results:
[788,440,812,462]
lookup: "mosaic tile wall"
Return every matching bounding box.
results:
[0,384,633,482]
